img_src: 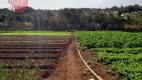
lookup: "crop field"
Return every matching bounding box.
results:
[0,31,71,36]
[0,31,71,79]
[76,31,142,80]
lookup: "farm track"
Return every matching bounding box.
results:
[0,35,71,79]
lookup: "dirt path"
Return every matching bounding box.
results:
[65,44,81,80]
[46,43,82,80]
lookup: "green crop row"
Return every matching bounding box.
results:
[92,48,142,80]
[0,31,71,36]
[94,48,142,54]
[76,31,142,80]
[76,31,142,48]
[0,69,40,80]
[0,59,41,80]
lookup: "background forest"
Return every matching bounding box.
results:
[0,4,142,31]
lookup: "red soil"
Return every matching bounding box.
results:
[46,43,82,80]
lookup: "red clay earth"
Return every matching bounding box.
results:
[46,43,82,80]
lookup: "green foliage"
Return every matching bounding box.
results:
[0,5,142,31]
[0,69,40,80]
[0,59,41,80]
[77,31,142,49]
[93,48,142,54]
[59,6,142,31]
[77,31,142,80]
[93,49,142,80]
[135,12,142,25]
[60,8,80,24]
[0,31,71,36]
[110,4,142,13]
[0,14,9,22]
[15,16,23,22]
[24,7,34,13]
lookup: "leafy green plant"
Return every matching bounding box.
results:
[76,31,142,48]
[76,31,142,80]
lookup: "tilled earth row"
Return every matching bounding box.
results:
[0,35,71,79]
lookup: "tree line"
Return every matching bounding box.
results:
[0,5,142,31]
[108,4,142,13]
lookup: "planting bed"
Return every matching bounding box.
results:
[0,35,71,79]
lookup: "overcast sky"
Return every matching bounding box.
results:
[0,0,142,10]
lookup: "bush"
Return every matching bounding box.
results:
[124,25,142,32]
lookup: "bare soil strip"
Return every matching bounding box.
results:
[46,43,82,80]
[0,35,71,79]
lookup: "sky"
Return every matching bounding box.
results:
[0,0,142,10]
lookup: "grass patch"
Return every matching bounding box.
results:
[0,31,71,36]
[0,59,42,80]
[0,69,40,80]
